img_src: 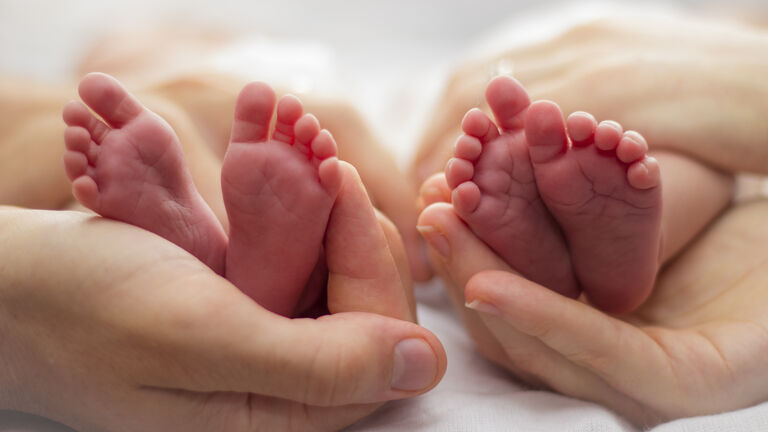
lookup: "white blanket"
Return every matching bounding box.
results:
[348,282,768,431]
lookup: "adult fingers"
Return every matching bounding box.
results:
[376,209,417,320]
[133,278,445,407]
[416,202,668,399]
[325,161,413,321]
[2,209,444,409]
[417,202,510,287]
[416,201,519,370]
[417,173,452,212]
[413,203,653,423]
[361,163,432,283]
[241,395,382,432]
[414,202,573,382]
[53,378,382,432]
[166,162,445,406]
[465,270,674,420]
[305,99,433,282]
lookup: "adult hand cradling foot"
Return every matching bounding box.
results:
[420,193,768,426]
[414,15,768,427]
[0,159,445,431]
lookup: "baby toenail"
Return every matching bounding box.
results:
[416,225,450,259]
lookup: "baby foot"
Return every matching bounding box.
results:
[222,82,341,317]
[445,76,579,298]
[62,73,227,273]
[526,102,662,313]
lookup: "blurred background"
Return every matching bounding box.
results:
[1,0,766,161]
[3,0,767,79]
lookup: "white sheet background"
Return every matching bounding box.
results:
[1,1,768,431]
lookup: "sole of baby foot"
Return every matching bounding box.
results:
[445,76,579,298]
[222,82,341,316]
[62,72,227,273]
[526,102,662,313]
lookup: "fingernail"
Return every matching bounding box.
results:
[420,187,444,203]
[465,299,501,316]
[391,338,438,391]
[416,225,450,259]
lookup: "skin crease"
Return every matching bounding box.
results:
[414,15,768,428]
[0,164,445,431]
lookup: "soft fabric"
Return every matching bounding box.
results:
[348,282,768,431]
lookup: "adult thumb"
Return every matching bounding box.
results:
[255,311,447,406]
[150,294,447,407]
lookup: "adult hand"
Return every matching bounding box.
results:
[418,174,768,427]
[412,15,768,185]
[0,166,445,431]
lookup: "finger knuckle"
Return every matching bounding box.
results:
[304,336,368,406]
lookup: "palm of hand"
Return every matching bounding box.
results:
[628,200,768,420]
[416,16,768,426]
[465,201,768,426]
[1,203,424,432]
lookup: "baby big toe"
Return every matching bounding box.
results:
[525,101,568,165]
